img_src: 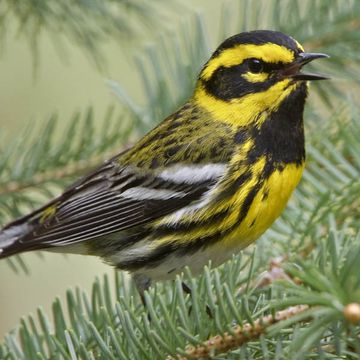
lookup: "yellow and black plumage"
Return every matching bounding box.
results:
[0,30,329,293]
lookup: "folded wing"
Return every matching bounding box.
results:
[1,159,221,255]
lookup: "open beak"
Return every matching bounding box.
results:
[283,52,330,81]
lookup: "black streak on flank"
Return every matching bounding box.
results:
[126,227,233,269]
[152,208,230,237]
[143,208,251,266]
[249,218,256,227]
[216,172,252,201]
[238,182,262,223]
[118,242,178,270]
[262,189,269,201]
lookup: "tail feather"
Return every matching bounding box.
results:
[0,223,33,258]
[0,196,60,258]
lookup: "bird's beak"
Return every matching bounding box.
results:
[283,52,330,81]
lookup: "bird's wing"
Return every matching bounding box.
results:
[14,159,223,248]
[1,105,235,257]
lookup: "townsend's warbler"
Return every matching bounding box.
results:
[0,30,329,295]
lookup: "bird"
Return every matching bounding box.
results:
[0,30,329,297]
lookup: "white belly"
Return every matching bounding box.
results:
[125,242,245,281]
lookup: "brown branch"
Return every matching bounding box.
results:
[167,305,309,360]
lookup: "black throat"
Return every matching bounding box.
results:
[246,83,307,168]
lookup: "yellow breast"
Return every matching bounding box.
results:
[154,160,304,250]
[149,161,305,277]
[222,162,304,249]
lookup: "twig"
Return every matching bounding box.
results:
[237,255,305,295]
[167,305,309,360]
[0,147,127,195]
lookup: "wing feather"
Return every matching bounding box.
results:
[19,162,221,247]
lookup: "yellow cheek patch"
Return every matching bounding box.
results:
[242,72,269,83]
[194,79,296,127]
[202,43,295,80]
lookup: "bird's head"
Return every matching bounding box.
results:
[194,30,329,127]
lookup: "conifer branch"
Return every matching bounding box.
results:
[1,1,360,358]
[0,0,184,70]
[0,147,127,195]
[168,305,310,360]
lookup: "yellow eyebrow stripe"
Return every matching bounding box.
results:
[202,43,295,80]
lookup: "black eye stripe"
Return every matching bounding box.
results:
[204,60,288,85]
[246,60,285,73]
[202,63,279,101]
[262,62,285,71]
[213,61,288,75]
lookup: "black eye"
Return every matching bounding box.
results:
[248,59,264,73]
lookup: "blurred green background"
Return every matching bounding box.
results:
[0,1,359,358]
[1,0,358,347]
[0,0,222,340]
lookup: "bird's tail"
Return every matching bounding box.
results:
[0,205,46,259]
[0,221,34,258]
[0,189,65,259]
